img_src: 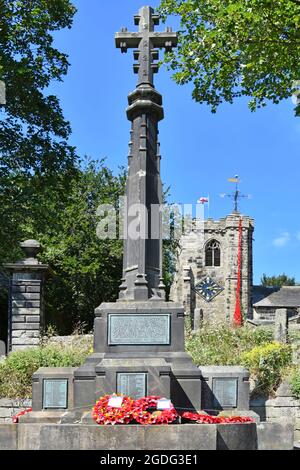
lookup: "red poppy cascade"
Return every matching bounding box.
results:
[181,412,254,424]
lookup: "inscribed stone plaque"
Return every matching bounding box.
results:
[43,379,68,409]
[108,314,170,345]
[212,378,238,408]
[117,373,147,400]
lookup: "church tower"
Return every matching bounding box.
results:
[170,212,254,325]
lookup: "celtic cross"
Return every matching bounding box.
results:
[115,6,177,87]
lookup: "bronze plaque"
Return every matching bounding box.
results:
[108,314,170,345]
[43,379,68,409]
[212,378,238,408]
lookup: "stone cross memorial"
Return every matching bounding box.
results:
[72,6,202,413]
[29,6,202,419]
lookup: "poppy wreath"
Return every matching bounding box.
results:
[181,412,254,424]
[12,407,33,424]
[92,395,135,425]
[133,396,178,425]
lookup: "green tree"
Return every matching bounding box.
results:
[20,160,126,333]
[0,0,77,264]
[159,0,300,114]
[261,273,296,287]
[0,0,77,174]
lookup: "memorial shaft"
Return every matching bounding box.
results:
[116,6,177,301]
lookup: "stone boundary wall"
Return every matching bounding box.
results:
[0,399,32,424]
[0,422,295,450]
[250,382,300,442]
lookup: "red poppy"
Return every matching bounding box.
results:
[92,395,135,425]
[133,396,178,425]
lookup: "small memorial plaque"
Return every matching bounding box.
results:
[43,379,68,409]
[212,378,238,409]
[117,373,147,400]
[157,399,172,410]
[108,396,124,408]
[108,314,170,345]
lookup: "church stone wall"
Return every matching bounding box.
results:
[170,213,254,323]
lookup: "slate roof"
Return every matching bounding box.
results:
[253,286,300,308]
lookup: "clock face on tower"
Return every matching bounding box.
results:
[194,276,223,303]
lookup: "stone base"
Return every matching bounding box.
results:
[0,423,258,450]
[72,301,202,414]
[257,420,294,450]
[73,353,202,416]
[200,366,250,411]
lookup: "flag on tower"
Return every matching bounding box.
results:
[198,196,209,205]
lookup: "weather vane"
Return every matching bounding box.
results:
[220,175,251,213]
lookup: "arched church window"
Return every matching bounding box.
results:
[205,240,221,267]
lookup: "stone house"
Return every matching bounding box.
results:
[252,286,300,323]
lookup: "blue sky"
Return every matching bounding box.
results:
[50,0,300,284]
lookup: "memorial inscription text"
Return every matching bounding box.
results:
[108,314,171,345]
[117,373,147,400]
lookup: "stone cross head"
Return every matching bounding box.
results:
[115,6,177,87]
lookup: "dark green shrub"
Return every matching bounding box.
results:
[290,368,300,400]
[241,342,292,396]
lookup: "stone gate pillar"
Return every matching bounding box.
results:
[5,240,49,351]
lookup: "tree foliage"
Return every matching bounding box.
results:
[0,1,180,335]
[21,160,126,333]
[260,273,296,287]
[159,0,300,114]
[0,0,77,175]
[0,0,80,335]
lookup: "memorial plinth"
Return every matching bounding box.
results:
[73,300,201,411]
